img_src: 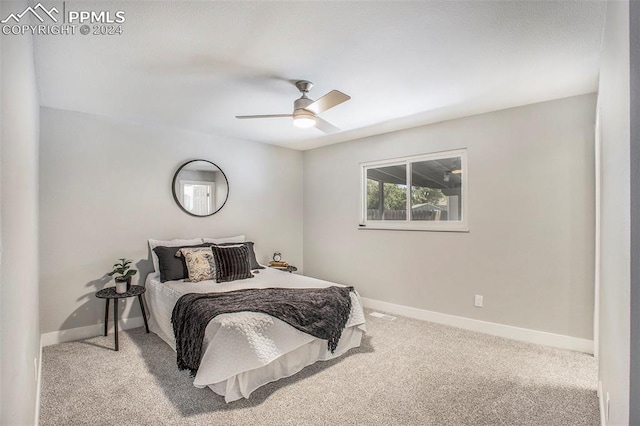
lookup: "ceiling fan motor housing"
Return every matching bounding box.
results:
[292,83,316,128]
[295,80,313,94]
[294,96,314,112]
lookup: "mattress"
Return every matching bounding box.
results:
[146,267,366,402]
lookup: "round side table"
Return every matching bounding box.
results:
[269,265,298,273]
[96,285,149,351]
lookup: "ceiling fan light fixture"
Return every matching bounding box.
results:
[293,110,316,128]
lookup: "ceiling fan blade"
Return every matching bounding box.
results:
[235,114,293,119]
[314,116,340,134]
[305,90,350,114]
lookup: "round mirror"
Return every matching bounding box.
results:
[172,160,229,217]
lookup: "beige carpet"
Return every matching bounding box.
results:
[40,310,599,425]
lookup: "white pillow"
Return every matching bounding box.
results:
[148,238,203,273]
[202,235,245,244]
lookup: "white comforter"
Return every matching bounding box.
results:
[146,267,366,402]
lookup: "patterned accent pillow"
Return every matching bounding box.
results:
[211,244,254,283]
[153,243,210,282]
[179,247,216,282]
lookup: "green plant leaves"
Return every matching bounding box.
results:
[109,258,137,280]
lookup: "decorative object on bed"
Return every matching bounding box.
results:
[171,286,354,376]
[211,244,254,283]
[153,243,211,282]
[172,159,229,217]
[148,236,246,280]
[107,258,137,293]
[179,247,217,282]
[216,242,264,270]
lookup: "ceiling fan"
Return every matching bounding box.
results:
[235,80,350,134]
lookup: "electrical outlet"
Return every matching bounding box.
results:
[474,295,483,307]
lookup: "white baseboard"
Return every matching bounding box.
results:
[34,336,43,426]
[360,297,594,354]
[40,316,145,347]
[598,380,607,426]
[41,301,592,354]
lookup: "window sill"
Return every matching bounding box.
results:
[357,223,469,233]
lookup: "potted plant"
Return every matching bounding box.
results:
[108,258,137,294]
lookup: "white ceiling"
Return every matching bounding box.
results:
[33,1,606,151]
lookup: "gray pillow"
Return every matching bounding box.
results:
[216,241,264,270]
[153,243,210,282]
[212,244,254,283]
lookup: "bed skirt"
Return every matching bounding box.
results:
[205,325,364,402]
[145,270,366,403]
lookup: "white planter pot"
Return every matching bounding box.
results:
[115,280,127,294]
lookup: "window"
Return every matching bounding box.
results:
[360,149,468,231]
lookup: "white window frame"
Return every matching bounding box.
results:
[359,149,468,232]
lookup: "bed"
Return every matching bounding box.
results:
[146,266,366,402]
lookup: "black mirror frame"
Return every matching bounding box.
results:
[171,159,229,218]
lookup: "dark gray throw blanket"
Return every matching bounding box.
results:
[171,286,354,375]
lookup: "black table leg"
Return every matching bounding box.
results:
[113,298,119,351]
[138,295,150,333]
[104,298,109,336]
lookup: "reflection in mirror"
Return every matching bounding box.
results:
[172,160,229,217]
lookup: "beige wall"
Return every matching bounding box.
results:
[39,108,303,334]
[0,1,41,423]
[597,1,631,424]
[304,94,595,340]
